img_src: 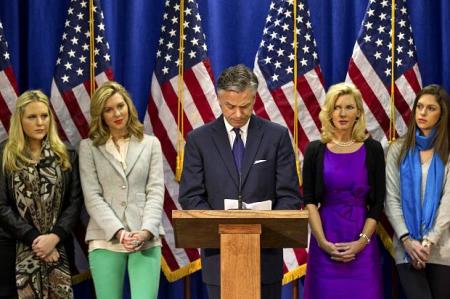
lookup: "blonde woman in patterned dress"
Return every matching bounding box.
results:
[0,90,82,299]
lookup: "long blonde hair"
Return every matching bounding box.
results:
[88,81,144,146]
[2,90,71,172]
[319,82,368,143]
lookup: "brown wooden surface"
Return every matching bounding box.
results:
[220,224,261,299]
[172,210,309,249]
[219,223,262,234]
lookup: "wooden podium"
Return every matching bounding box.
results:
[172,210,309,299]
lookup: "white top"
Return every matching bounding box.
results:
[105,136,130,169]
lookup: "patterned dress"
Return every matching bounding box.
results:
[13,144,73,299]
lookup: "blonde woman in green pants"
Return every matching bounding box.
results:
[79,81,164,299]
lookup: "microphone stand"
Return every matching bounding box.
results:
[237,173,243,210]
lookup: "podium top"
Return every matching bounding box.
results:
[172,210,309,249]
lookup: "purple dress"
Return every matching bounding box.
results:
[303,146,382,299]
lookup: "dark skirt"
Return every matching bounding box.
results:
[0,239,16,297]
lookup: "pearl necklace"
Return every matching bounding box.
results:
[332,139,355,147]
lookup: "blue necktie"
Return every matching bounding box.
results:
[232,128,245,173]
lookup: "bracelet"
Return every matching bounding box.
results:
[401,235,410,244]
[359,233,370,244]
[399,233,410,242]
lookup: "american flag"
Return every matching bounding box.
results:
[0,21,18,142]
[49,0,113,281]
[50,0,113,146]
[346,0,422,147]
[144,0,220,281]
[253,0,325,282]
[345,0,422,256]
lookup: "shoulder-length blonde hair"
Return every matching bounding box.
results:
[2,90,71,172]
[319,82,368,143]
[399,84,450,164]
[88,81,144,146]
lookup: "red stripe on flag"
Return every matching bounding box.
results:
[282,263,288,273]
[393,84,412,127]
[203,59,215,84]
[348,59,395,137]
[0,93,11,131]
[403,68,421,94]
[161,238,181,272]
[293,248,308,265]
[183,66,216,124]
[60,89,90,139]
[159,80,194,139]
[4,66,19,94]
[297,75,322,129]
[254,93,271,120]
[147,95,177,172]
[104,68,114,81]
[316,66,325,87]
[270,88,309,153]
[83,80,94,98]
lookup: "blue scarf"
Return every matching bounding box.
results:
[400,128,444,240]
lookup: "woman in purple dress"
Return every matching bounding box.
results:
[302,83,384,299]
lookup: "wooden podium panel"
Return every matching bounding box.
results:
[172,210,309,249]
[172,210,309,298]
[219,224,261,299]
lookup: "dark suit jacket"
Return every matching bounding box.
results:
[179,114,301,285]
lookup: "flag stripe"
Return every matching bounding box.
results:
[0,92,11,132]
[254,93,271,120]
[160,80,194,137]
[183,64,216,123]
[147,96,178,172]
[50,80,82,145]
[61,88,90,138]
[0,67,18,110]
[270,87,309,152]
[348,58,395,137]
[195,60,221,116]
[297,73,322,129]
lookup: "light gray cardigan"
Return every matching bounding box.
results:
[385,139,450,265]
[79,134,165,247]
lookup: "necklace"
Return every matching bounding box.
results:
[332,139,355,147]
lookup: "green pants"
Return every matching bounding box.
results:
[89,247,161,299]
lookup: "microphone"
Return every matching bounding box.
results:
[237,172,243,210]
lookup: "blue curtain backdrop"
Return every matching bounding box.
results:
[1,0,448,298]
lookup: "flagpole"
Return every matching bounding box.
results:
[89,0,95,97]
[292,2,301,296]
[175,0,185,182]
[293,0,302,187]
[389,0,396,142]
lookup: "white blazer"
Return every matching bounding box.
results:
[79,134,164,244]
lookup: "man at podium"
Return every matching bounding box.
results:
[179,64,301,299]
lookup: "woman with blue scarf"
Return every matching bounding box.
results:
[386,84,450,299]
